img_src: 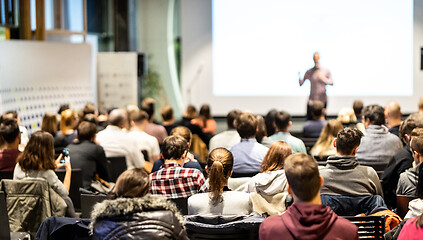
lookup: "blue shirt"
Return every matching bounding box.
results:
[303,119,326,138]
[229,138,269,174]
[269,132,307,154]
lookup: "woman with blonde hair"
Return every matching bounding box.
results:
[188,148,252,215]
[310,119,343,158]
[58,109,78,144]
[245,141,292,215]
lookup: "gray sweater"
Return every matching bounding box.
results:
[319,156,383,196]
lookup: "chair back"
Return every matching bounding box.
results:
[0,191,11,240]
[106,156,127,182]
[0,172,13,181]
[170,198,189,215]
[56,168,83,211]
[358,160,387,178]
[80,194,107,218]
[396,196,417,219]
[344,215,385,239]
[301,137,319,154]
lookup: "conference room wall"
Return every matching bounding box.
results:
[180,0,423,116]
[0,41,94,134]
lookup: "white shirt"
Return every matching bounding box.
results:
[96,125,145,169]
[19,125,29,152]
[208,129,241,152]
[128,130,160,161]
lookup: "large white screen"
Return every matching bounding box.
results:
[212,0,413,97]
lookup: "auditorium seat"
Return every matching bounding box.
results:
[56,168,83,212]
[80,193,107,218]
[0,172,13,181]
[106,156,127,182]
[343,215,385,239]
[396,196,417,219]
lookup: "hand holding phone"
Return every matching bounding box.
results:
[61,148,70,163]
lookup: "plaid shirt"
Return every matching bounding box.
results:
[149,162,207,199]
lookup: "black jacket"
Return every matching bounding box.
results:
[381,143,413,208]
[90,195,188,240]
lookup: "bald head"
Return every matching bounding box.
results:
[385,101,402,120]
[313,52,320,66]
[109,109,128,128]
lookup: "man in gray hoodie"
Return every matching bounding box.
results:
[320,128,383,196]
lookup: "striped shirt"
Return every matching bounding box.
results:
[149,162,207,199]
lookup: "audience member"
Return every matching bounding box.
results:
[245,141,292,215]
[0,119,21,172]
[397,128,423,202]
[177,105,209,146]
[161,105,177,135]
[66,121,109,189]
[259,153,359,240]
[151,126,203,173]
[14,131,75,216]
[382,113,423,208]
[1,111,29,151]
[141,98,168,145]
[310,119,343,158]
[191,104,217,135]
[90,168,188,239]
[353,100,364,123]
[82,102,97,117]
[255,115,274,147]
[419,97,423,114]
[41,112,68,157]
[337,107,364,132]
[149,135,207,199]
[229,112,269,176]
[269,111,306,153]
[97,109,108,131]
[320,128,383,196]
[209,109,241,152]
[397,212,423,239]
[57,109,78,145]
[96,109,145,169]
[128,110,160,162]
[188,148,252,215]
[265,109,278,137]
[303,100,327,137]
[385,101,402,137]
[356,104,402,169]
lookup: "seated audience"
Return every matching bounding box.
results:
[397,128,423,202]
[209,109,241,152]
[141,98,168,145]
[41,112,68,157]
[397,213,423,239]
[90,168,188,239]
[57,109,78,145]
[385,101,402,137]
[356,104,402,169]
[336,107,363,131]
[310,119,343,158]
[353,100,364,123]
[265,109,278,137]
[149,135,207,199]
[303,100,327,138]
[256,115,274,148]
[319,128,383,196]
[245,141,292,215]
[259,153,359,240]
[0,119,21,172]
[382,113,423,208]
[151,126,203,173]
[269,111,306,153]
[188,148,252,215]
[96,109,145,169]
[177,105,209,146]
[191,104,217,135]
[66,121,109,189]
[161,105,177,135]
[13,131,74,215]
[0,111,29,151]
[229,112,269,176]
[128,110,160,162]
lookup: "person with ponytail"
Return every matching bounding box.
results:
[188,148,252,215]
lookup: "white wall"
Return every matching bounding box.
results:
[0,41,94,133]
[181,0,423,115]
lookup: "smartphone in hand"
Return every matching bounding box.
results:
[60,148,70,163]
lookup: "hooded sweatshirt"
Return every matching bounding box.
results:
[259,202,359,240]
[404,198,423,220]
[396,163,421,197]
[319,156,383,196]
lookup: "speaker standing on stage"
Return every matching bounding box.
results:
[299,52,333,120]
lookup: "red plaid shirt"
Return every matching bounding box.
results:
[149,162,207,199]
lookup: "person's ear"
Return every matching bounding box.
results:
[320,175,324,187]
[352,146,359,155]
[333,138,337,148]
[205,165,209,174]
[227,170,233,178]
[288,121,292,128]
[287,183,293,195]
